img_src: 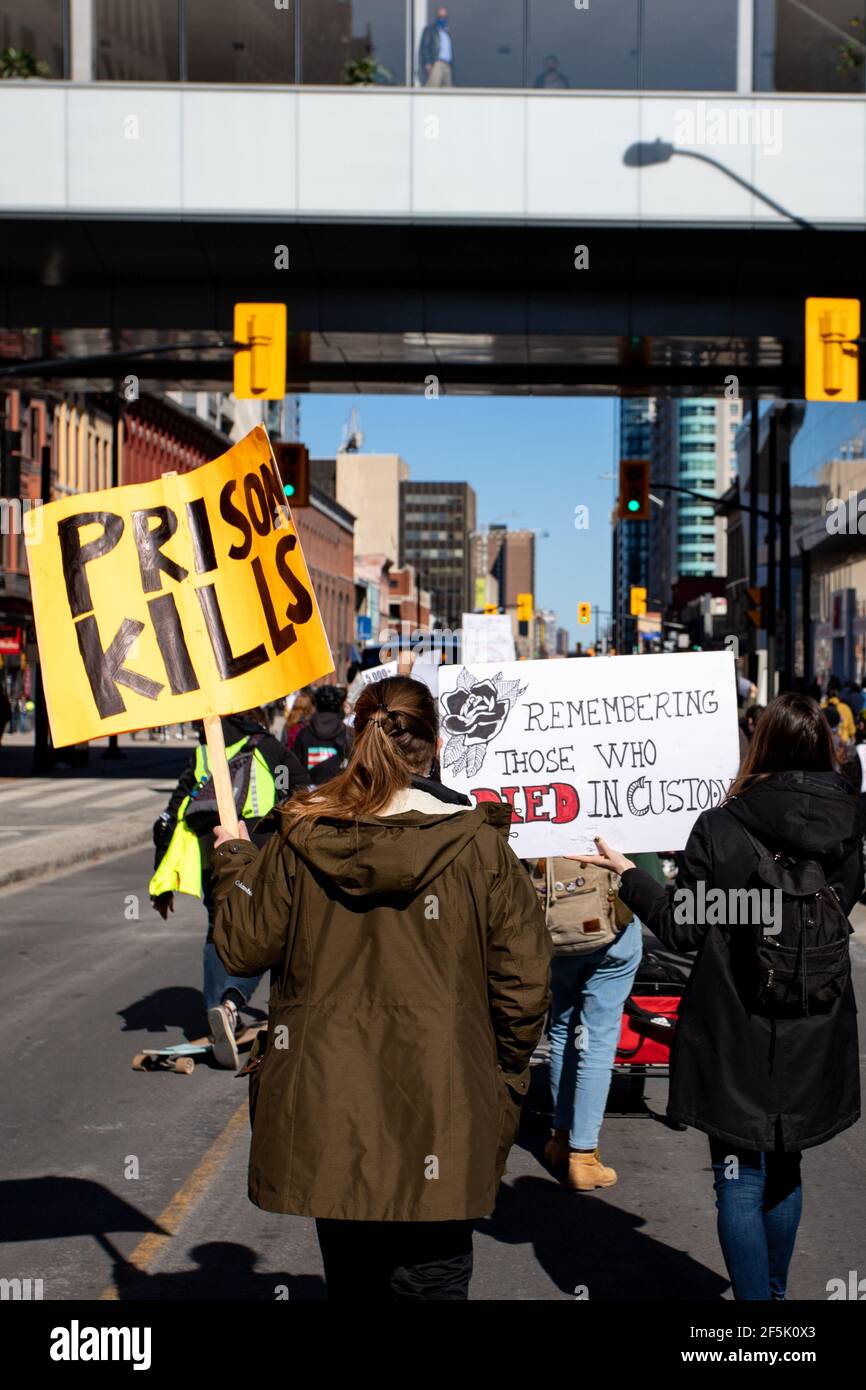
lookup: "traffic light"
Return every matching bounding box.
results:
[516,593,533,623]
[272,442,310,508]
[804,298,860,402]
[233,302,287,400]
[577,602,591,625]
[617,459,651,521]
[516,591,532,638]
[483,603,498,615]
[745,585,768,629]
[629,586,648,617]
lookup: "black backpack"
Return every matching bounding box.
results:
[735,820,851,1017]
[183,735,263,834]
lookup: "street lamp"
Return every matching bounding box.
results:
[622,140,815,231]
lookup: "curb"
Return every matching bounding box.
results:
[0,819,154,892]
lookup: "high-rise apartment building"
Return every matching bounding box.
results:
[668,398,741,580]
[399,481,476,629]
[614,397,741,651]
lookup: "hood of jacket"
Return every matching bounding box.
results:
[219,713,268,744]
[306,711,346,743]
[284,777,509,898]
[725,769,864,863]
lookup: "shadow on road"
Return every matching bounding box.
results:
[476,1172,729,1300]
[112,1241,326,1301]
[0,1175,168,1254]
[484,1060,728,1299]
[117,987,267,1042]
[117,986,209,1039]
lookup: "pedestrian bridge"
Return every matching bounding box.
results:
[2,84,861,225]
[1,84,864,396]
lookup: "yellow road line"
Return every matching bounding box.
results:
[100,1100,248,1300]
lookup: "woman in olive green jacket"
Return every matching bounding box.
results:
[212,675,551,1301]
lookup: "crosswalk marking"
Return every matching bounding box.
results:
[0,779,175,811]
[0,779,56,805]
[100,784,173,811]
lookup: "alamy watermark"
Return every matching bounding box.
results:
[673,883,782,936]
[0,497,43,544]
[673,101,783,157]
[825,491,866,536]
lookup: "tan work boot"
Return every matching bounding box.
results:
[543,1128,570,1169]
[566,1148,617,1191]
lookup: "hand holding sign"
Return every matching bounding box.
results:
[569,837,636,876]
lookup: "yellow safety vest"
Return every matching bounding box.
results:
[149,736,276,900]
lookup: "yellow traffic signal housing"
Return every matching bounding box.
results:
[233,302,287,400]
[805,298,860,402]
[617,459,651,521]
[745,585,768,629]
[272,442,310,508]
[578,602,591,625]
[629,586,648,616]
[516,592,533,623]
[483,603,498,615]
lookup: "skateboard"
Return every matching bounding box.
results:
[131,1023,264,1075]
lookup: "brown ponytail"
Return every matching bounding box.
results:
[280,676,438,827]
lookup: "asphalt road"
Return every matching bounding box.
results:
[2,843,865,1302]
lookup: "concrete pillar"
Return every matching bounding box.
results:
[737,0,754,93]
[69,0,94,82]
[412,0,427,86]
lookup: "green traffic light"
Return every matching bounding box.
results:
[284,483,295,497]
[627,499,640,512]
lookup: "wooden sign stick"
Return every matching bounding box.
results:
[203,714,239,838]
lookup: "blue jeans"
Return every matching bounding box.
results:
[548,920,642,1149]
[710,1141,802,1301]
[202,939,262,1014]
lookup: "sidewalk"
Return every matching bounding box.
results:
[0,731,196,891]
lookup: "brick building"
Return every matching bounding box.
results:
[294,485,356,685]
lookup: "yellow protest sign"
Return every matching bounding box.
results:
[26,426,334,748]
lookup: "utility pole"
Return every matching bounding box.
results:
[32,442,54,774]
[748,400,760,689]
[766,409,777,701]
[778,409,792,693]
[102,381,124,759]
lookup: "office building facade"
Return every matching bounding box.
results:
[399,480,476,630]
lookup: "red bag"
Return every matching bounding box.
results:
[616,993,681,1068]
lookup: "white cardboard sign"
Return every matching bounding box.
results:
[461,613,516,666]
[437,651,740,856]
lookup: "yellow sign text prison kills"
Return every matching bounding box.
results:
[26,427,334,747]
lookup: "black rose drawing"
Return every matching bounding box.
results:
[440,668,527,777]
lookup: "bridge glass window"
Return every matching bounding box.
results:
[95,0,179,81]
[2,0,65,78]
[642,0,738,90]
[186,0,294,83]
[302,0,406,86]
[527,0,639,91]
[755,0,866,92]
[417,0,523,88]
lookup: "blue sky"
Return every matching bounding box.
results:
[300,394,618,646]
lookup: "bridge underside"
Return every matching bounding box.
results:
[2,219,865,396]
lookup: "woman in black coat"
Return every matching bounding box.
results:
[580,693,864,1301]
